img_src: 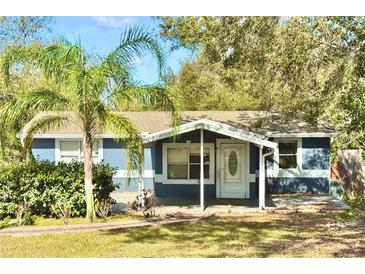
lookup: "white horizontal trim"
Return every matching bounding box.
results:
[22,133,150,139]
[154,174,214,185]
[143,119,278,148]
[267,132,336,138]
[113,169,155,179]
[266,169,329,178]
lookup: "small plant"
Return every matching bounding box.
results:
[95,198,114,219]
[0,216,11,229]
[15,201,34,226]
[132,189,159,218]
[340,195,365,219]
[51,200,72,225]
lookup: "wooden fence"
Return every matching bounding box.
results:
[332,150,365,197]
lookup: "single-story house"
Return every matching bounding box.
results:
[21,111,336,210]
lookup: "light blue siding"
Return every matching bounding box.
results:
[32,138,55,162]
[103,138,155,170]
[113,178,154,192]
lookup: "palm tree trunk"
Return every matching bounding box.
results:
[83,132,96,223]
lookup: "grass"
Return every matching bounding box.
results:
[0,211,364,258]
[31,215,143,226]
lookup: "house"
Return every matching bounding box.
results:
[21,111,336,210]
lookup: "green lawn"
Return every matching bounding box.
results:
[31,215,143,226]
[0,212,364,257]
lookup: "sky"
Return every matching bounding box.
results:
[52,16,192,84]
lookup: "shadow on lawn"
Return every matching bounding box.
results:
[103,212,365,257]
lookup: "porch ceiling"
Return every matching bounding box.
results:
[142,119,278,149]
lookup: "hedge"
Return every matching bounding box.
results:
[0,160,118,219]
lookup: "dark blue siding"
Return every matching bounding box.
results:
[302,137,330,170]
[267,177,329,193]
[302,138,330,149]
[250,143,259,174]
[154,183,216,199]
[32,138,55,162]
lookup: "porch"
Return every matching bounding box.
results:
[155,197,276,214]
[141,119,279,211]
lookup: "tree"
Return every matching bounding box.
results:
[157,17,361,129]
[0,26,179,222]
[0,17,53,49]
[0,17,53,162]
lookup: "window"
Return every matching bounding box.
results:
[167,146,210,180]
[59,140,99,163]
[278,140,297,169]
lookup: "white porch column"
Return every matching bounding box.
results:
[200,128,204,211]
[138,149,145,193]
[259,145,266,210]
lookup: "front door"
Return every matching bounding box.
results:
[221,144,245,198]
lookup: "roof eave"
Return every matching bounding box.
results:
[143,119,278,149]
[266,132,337,138]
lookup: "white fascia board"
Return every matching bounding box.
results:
[266,132,337,138]
[143,119,278,149]
[20,133,143,139]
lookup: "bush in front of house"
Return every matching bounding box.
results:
[0,160,118,220]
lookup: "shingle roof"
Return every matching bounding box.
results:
[23,111,336,136]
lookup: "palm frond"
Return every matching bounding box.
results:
[22,112,71,154]
[103,112,144,178]
[104,26,166,79]
[0,88,70,154]
[111,84,180,128]
[40,39,85,82]
[0,43,43,87]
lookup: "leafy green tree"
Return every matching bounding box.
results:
[157,16,365,150]
[0,26,179,222]
[0,17,52,49]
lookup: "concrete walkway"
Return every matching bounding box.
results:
[270,194,350,212]
[0,212,214,237]
[153,194,349,215]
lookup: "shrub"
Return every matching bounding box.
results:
[0,216,10,229]
[132,189,159,218]
[51,198,72,225]
[0,160,118,219]
[95,198,114,219]
[341,195,365,219]
[15,201,35,226]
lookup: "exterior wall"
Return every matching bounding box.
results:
[103,138,155,193]
[30,135,333,199]
[266,137,331,194]
[154,129,229,199]
[267,177,329,193]
[31,138,56,162]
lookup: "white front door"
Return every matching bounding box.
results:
[221,144,246,198]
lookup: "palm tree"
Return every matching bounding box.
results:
[0,26,179,222]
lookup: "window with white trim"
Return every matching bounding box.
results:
[166,146,210,180]
[278,140,297,169]
[59,140,99,163]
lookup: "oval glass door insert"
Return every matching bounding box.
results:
[228,150,238,176]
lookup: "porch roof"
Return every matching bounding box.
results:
[142,118,278,148]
